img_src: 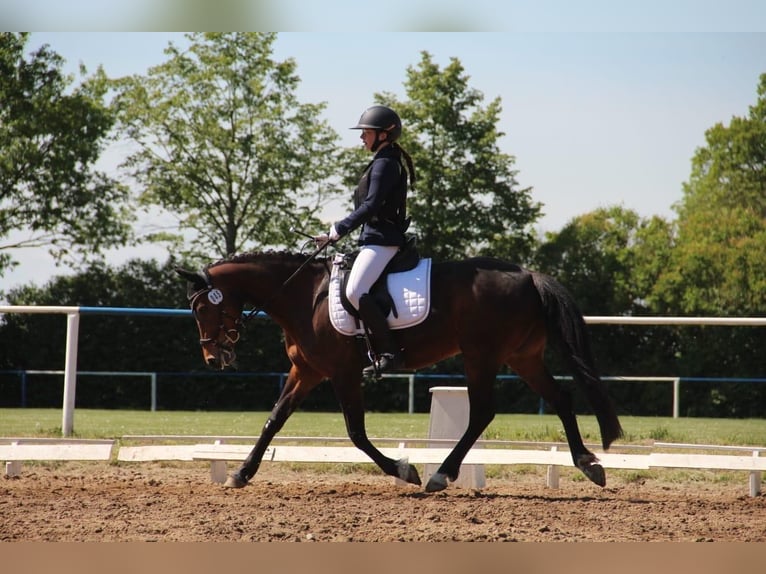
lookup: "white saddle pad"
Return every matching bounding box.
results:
[329,255,432,336]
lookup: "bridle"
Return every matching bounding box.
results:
[187,239,332,368]
[187,269,243,368]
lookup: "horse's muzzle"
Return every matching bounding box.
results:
[202,342,237,370]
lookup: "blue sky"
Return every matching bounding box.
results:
[2,27,766,292]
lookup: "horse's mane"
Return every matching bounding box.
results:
[205,250,329,271]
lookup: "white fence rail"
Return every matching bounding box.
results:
[2,434,763,497]
[1,437,116,478]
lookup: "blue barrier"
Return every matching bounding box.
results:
[79,306,191,316]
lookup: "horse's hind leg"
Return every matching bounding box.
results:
[512,357,606,487]
[425,361,496,493]
[333,373,421,486]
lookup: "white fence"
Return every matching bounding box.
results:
[1,305,765,436]
[4,434,760,496]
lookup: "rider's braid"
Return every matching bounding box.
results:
[393,142,416,187]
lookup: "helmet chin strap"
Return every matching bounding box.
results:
[371,131,390,152]
[370,131,383,152]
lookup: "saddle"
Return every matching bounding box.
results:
[329,237,431,336]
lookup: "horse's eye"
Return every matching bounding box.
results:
[194,303,211,318]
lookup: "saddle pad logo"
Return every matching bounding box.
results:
[329,258,432,336]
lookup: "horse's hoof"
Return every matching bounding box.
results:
[581,463,606,487]
[396,459,422,486]
[424,472,448,493]
[223,474,248,488]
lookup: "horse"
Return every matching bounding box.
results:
[176,250,623,492]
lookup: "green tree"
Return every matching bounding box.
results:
[676,73,766,221]
[109,32,342,259]
[533,207,679,382]
[534,206,675,315]
[646,74,766,415]
[371,51,541,262]
[653,73,766,318]
[0,32,133,275]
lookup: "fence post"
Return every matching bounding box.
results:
[673,378,680,419]
[61,312,80,437]
[749,450,762,497]
[150,373,158,412]
[20,370,27,408]
[408,374,415,414]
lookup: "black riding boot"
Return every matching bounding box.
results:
[357,293,403,376]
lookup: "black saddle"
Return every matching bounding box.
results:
[337,236,420,324]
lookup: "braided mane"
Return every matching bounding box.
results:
[205,250,329,271]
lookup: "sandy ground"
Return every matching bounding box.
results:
[2,461,764,542]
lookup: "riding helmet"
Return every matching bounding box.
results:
[351,105,402,143]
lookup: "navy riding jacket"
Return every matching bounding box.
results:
[334,145,408,247]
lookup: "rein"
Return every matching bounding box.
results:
[189,241,333,355]
[239,240,332,326]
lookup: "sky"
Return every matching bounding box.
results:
[2,4,766,297]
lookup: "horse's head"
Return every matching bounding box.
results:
[175,267,243,370]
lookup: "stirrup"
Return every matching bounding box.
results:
[363,352,402,378]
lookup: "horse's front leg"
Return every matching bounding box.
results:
[332,372,421,486]
[425,361,496,492]
[225,364,322,488]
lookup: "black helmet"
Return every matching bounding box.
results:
[351,105,402,143]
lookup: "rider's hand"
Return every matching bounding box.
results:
[314,225,340,246]
[314,233,330,246]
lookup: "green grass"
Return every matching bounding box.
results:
[2,408,765,447]
[0,409,427,439]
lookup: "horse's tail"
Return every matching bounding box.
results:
[531,271,624,449]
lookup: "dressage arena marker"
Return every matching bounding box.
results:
[1,438,115,477]
[3,434,763,496]
[116,434,764,497]
[185,441,764,496]
[423,386,485,489]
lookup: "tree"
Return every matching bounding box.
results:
[675,73,766,222]
[109,32,342,260]
[0,33,133,276]
[534,206,675,315]
[652,73,766,318]
[644,74,766,415]
[372,51,541,262]
[533,207,679,384]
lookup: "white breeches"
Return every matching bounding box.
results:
[345,245,399,310]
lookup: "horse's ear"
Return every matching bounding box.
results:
[174,267,208,291]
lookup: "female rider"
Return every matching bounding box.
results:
[318,105,415,376]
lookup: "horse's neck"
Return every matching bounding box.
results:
[243,259,326,331]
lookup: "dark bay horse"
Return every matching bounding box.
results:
[176,251,623,491]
